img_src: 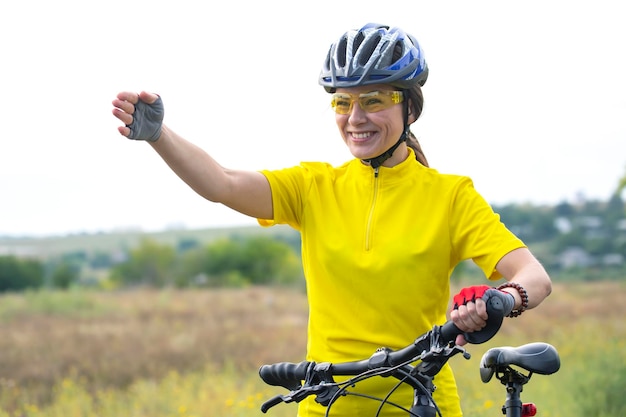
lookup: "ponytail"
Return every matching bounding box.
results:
[406,131,429,167]
[405,85,429,167]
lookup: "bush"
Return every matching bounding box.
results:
[0,255,44,292]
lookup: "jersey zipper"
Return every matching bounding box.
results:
[365,167,380,251]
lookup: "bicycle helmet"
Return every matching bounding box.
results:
[319,23,428,93]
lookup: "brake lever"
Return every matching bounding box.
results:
[417,344,471,377]
[260,387,315,413]
[261,382,340,413]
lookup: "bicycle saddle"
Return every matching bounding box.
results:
[479,342,560,383]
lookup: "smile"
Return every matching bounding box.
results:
[351,132,374,139]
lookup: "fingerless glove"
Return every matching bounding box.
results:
[127,96,164,142]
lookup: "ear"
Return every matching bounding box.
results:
[407,108,418,124]
[406,99,418,124]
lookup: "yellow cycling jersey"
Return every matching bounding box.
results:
[258,150,525,417]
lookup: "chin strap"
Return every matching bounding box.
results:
[362,129,408,168]
[361,90,411,169]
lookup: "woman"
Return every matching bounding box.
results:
[112,23,551,417]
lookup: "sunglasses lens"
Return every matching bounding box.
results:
[331,94,353,114]
[360,91,389,113]
[330,91,403,114]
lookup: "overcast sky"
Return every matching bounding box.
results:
[1,0,624,237]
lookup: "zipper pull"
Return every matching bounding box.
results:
[374,167,379,178]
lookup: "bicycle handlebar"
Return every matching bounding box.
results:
[259,288,510,394]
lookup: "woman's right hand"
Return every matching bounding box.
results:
[112,91,164,142]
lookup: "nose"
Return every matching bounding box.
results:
[347,101,368,125]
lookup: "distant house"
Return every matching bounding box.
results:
[558,247,594,269]
[554,217,573,234]
[602,253,624,267]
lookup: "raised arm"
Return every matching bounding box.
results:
[111,91,273,220]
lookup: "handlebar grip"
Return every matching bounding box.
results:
[439,320,463,343]
[258,361,311,391]
[442,288,511,345]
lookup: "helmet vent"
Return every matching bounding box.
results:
[337,36,348,68]
[358,34,381,66]
[353,32,365,55]
[392,41,403,62]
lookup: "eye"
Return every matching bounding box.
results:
[331,94,354,113]
[332,94,352,106]
[362,97,384,106]
[359,91,388,109]
[360,92,388,112]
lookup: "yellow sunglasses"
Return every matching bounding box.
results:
[330,90,404,114]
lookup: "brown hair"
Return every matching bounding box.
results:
[404,85,429,167]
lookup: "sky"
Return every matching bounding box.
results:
[1,0,625,237]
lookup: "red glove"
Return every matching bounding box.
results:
[452,285,491,309]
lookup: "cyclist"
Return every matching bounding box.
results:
[112,23,552,417]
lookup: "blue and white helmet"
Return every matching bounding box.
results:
[319,23,429,92]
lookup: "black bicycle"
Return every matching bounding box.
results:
[259,289,560,417]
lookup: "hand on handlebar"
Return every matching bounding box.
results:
[259,289,518,413]
[450,286,515,345]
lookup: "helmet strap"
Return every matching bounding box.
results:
[361,93,411,169]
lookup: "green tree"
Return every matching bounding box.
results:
[177,237,200,252]
[172,247,207,287]
[0,255,44,292]
[553,229,586,252]
[109,238,176,287]
[239,236,302,284]
[605,193,624,229]
[173,236,302,287]
[51,261,79,289]
[90,251,114,269]
[554,200,575,217]
[494,204,557,243]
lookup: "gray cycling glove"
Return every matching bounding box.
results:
[127,96,164,142]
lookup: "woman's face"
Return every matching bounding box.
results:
[334,84,408,167]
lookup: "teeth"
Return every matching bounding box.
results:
[352,132,372,139]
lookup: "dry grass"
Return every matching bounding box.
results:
[0,286,308,411]
[0,281,623,416]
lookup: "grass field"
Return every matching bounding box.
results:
[0,281,623,417]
